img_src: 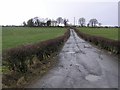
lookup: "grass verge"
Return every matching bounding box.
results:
[2,52,59,88]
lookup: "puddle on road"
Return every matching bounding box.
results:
[85,74,101,82]
[84,45,92,48]
[67,52,75,54]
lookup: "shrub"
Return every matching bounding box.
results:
[73,28,120,54]
[3,29,70,73]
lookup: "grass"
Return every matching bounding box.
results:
[77,27,118,40]
[2,27,66,50]
[0,65,9,74]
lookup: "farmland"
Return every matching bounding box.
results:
[2,27,119,88]
[2,27,70,87]
[2,27,66,50]
[3,27,119,50]
[74,27,119,54]
[77,27,118,40]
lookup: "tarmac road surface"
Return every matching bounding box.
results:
[27,29,118,88]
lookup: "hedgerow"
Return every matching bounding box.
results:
[73,28,120,54]
[3,29,70,73]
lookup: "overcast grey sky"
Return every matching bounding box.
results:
[0,0,119,26]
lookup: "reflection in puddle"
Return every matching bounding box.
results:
[85,74,101,82]
[84,45,92,48]
[67,52,75,54]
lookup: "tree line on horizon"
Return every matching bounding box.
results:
[78,17,101,27]
[23,17,101,27]
[23,17,69,27]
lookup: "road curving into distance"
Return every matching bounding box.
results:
[27,29,118,88]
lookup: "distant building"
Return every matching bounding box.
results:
[58,23,64,26]
[51,20,57,26]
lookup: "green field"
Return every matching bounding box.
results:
[2,27,66,50]
[2,27,119,50]
[77,27,118,40]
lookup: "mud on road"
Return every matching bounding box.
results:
[27,29,118,88]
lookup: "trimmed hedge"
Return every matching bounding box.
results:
[3,29,70,73]
[73,28,120,54]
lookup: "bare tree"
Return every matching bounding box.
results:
[98,23,102,27]
[32,17,41,26]
[56,17,63,25]
[23,21,27,26]
[27,19,34,27]
[63,19,69,26]
[87,23,89,27]
[47,20,51,26]
[89,19,98,27]
[78,17,86,27]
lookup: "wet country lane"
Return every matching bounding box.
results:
[27,29,118,88]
